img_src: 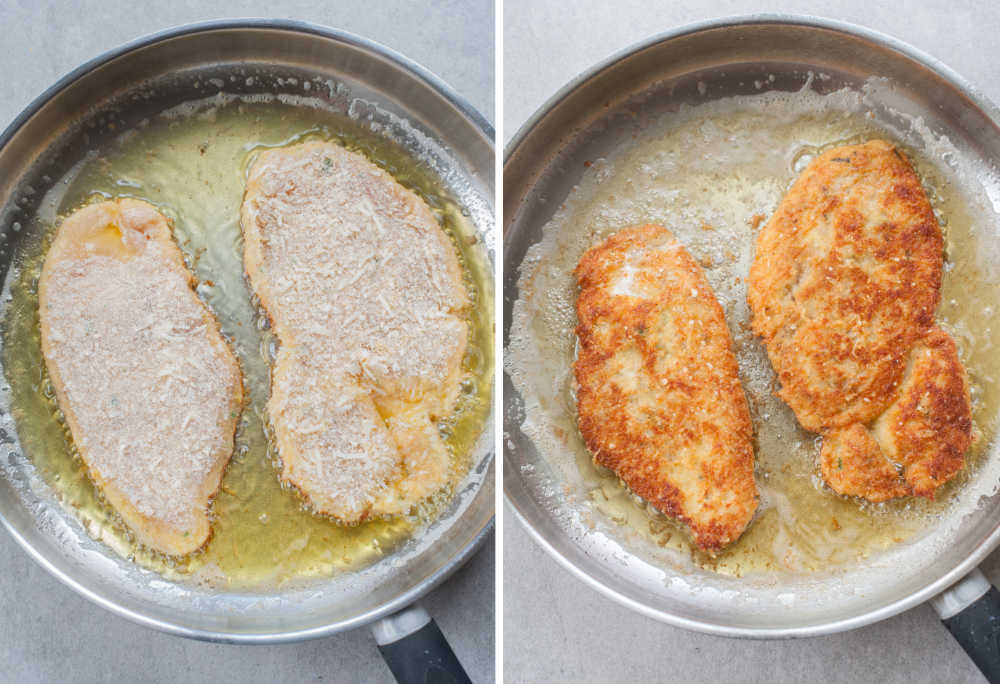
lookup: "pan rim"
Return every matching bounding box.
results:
[502,12,1000,638]
[0,18,495,644]
[0,18,495,154]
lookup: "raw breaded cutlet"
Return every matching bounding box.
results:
[574,224,758,552]
[39,199,243,556]
[241,141,468,523]
[748,140,972,501]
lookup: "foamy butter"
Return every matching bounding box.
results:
[507,76,1000,577]
[1,94,493,589]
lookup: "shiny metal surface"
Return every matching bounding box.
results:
[504,15,1000,637]
[371,605,432,645]
[0,20,494,643]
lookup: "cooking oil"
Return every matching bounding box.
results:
[1,96,493,589]
[507,82,1000,576]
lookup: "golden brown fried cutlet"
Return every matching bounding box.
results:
[574,224,758,552]
[748,140,972,502]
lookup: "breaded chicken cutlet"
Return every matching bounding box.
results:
[574,224,758,552]
[748,140,972,502]
[241,141,468,524]
[39,199,243,556]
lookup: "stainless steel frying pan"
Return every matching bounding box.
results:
[0,19,494,680]
[504,15,1000,678]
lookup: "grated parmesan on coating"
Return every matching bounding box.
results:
[38,199,243,556]
[240,141,468,523]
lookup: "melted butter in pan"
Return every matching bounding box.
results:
[2,97,493,589]
[507,89,1000,576]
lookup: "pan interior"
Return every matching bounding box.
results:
[504,20,1000,634]
[0,27,494,639]
[4,93,494,589]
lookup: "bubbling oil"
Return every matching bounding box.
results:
[2,96,493,589]
[507,84,1000,576]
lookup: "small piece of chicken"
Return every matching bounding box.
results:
[748,140,972,501]
[240,141,468,523]
[39,199,243,555]
[821,329,972,501]
[574,224,758,552]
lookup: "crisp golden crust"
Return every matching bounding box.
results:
[822,330,971,500]
[750,141,973,502]
[872,329,972,497]
[748,140,943,432]
[574,224,757,552]
[820,424,908,503]
[39,199,243,555]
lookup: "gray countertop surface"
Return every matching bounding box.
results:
[503,1,1000,682]
[0,1,494,683]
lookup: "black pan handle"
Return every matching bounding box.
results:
[372,604,473,684]
[932,568,1000,682]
